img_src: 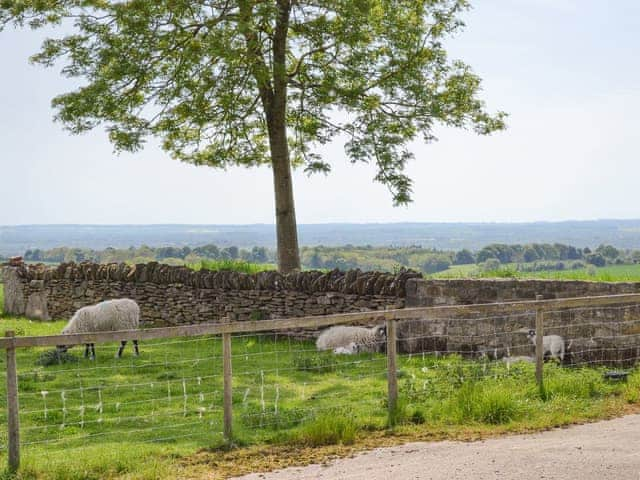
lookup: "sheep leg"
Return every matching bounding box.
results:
[84,344,90,358]
[133,340,139,356]
[89,344,96,360]
[117,341,127,358]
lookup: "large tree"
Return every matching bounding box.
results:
[1,0,505,272]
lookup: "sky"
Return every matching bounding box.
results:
[0,0,638,225]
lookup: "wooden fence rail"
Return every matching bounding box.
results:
[2,293,640,350]
[2,292,640,471]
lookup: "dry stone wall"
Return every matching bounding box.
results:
[3,263,640,365]
[1,262,418,326]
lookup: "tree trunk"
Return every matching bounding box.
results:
[269,0,300,273]
[269,134,301,273]
[240,0,300,272]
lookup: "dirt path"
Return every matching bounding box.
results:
[232,415,640,480]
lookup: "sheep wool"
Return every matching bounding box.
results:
[63,299,140,334]
[332,342,359,355]
[316,325,386,353]
[59,298,141,359]
[527,330,565,362]
[501,355,535,366]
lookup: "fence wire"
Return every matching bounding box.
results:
[1,323,389,458]
[2,300,640,467]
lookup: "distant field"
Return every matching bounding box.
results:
[433,263,640,282]
[509,264,640,282]
[430,264,479,278]
[188,259,276,274]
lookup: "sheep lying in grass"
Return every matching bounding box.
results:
[316,325,387,354]
[527,329,565,362]
[332,342,359,355]
[57,299,140,360]
[501,355,535,366]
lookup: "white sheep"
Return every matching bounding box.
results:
[57,298,141,359]
[332,342,359,355]
[527,329,565,362]
[501,355,535,366]
[316,325,387,354]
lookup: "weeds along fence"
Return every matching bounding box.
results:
[2,294,640,472]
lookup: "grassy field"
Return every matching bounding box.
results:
[1,285,640,479]
[188,259,276,274]
[433,263,640,282]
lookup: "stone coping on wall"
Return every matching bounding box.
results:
[6,261,421,297]
[0,262,420,324]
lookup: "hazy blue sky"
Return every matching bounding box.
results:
[0,0,638,225]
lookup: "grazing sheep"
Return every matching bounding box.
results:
[316,325,387,354]
[57,299,141,360]
[527,329,565,362]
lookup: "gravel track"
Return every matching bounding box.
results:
[232,415,640,480]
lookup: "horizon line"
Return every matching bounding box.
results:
[2,218,640,228]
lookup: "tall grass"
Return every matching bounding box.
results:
[450,382,522,424]
[188,259,276,274]
[295,411,357,447]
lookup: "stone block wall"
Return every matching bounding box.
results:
[405,278,640,306]
[1,262,419,327]
[3,263,640,365]
[400,278,640,365]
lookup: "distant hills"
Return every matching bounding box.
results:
[2,220,640,257]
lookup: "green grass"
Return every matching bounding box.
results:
[433,263,640,282]
[1,284,640,478]
[295,412,357,447]
[430,264,479,278]
[188,259,276,274]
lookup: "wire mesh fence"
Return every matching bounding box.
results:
[542,304,640,367]
[2,294,640,472]
[14,336,224,450]
[393,301,640,428]
[0,321,391,470]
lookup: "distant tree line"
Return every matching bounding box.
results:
[302,243,639,274]
[24,245,273,266]
[300,245,456,273]
[22,242,640,275]
[474,243,636,270]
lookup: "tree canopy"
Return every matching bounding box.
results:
[1,0,506,271]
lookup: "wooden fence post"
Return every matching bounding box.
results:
[386,319,398,425]
[222,332,233,442]
[5,330,20,472]
[535,295,544,390]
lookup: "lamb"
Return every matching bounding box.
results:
[527,329,565,362]
[501,355,535,366]
[332,342,359,355]
[316,325,387,354]
[56,298,141,360]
